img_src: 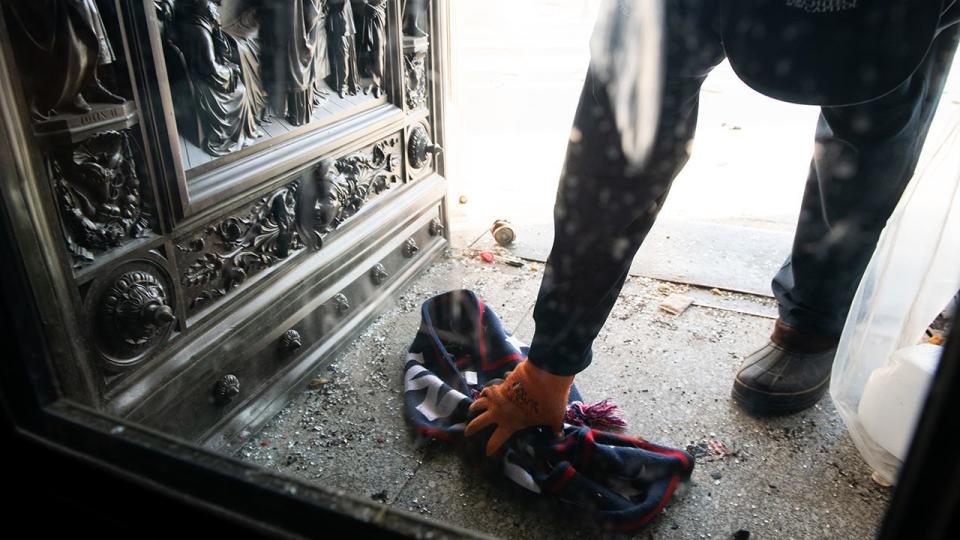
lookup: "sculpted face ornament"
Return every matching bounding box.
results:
[408,125,442,169]
[213,374,241,404]
[403,238,419,258]
[54,131,150,266]
[429,218,445,237]
[314,159,347,233]
[98,270,176,366]
[370,263,389,285]
[280,329,303,353]
[334,293,350,315]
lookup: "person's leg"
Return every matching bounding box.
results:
[527,1,725,376]
[734,25,960,414]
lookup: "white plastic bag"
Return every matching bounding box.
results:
[830,113,960,485]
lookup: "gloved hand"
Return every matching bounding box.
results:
[464,360,574,456]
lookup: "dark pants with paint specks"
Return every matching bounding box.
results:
[527,5,960,376]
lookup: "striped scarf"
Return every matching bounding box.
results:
[403,290,695,532]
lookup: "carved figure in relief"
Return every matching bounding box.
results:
[312,139,398,232]
[5,0,125,118]
[53,131,149,265]
[404,51,427,109]
[270,186,299,257]
[170,0,261,156]
[312,2,334,106]
[155,0,175,26]
[261,0,330,126]
[355,0,387,98]
[220,2,269,124]
[325,0,360,98]
[401,0,428,38]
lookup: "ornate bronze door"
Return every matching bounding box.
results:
[0,0,448,450]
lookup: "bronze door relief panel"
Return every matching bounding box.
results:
[156,0,393,168]
[174,132,403,320]
[0,0,448,445]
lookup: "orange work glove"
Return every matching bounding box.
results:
[464,360,575,456]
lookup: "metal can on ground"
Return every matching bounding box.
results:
[491,219,515,246]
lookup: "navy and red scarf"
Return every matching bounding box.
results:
[403,290,694,532]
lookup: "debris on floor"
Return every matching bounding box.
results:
[472,248,526,268]
[871,471,894,487]
[660,293,695,315]
[236,251,893,539]
[308,377,329,389]
[657,282,680,295]
[491,219,516,246]
[686,438,738,462]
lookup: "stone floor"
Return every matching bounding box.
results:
[236,249,892,539]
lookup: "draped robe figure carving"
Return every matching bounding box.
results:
[173,0,261,156]
[355,0,387,98]
[221,3,268,124]
[313,3,333,106]
[5,0,125,118]
[326,0,359,98]
[261,0,330,126]
[401,0,428,38]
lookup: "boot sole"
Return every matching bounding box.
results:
[731,376,830,416]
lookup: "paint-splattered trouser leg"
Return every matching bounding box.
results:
[528,2,725,376]
[773,25,960,339]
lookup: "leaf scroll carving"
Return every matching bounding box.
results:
[176,134,401,313]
